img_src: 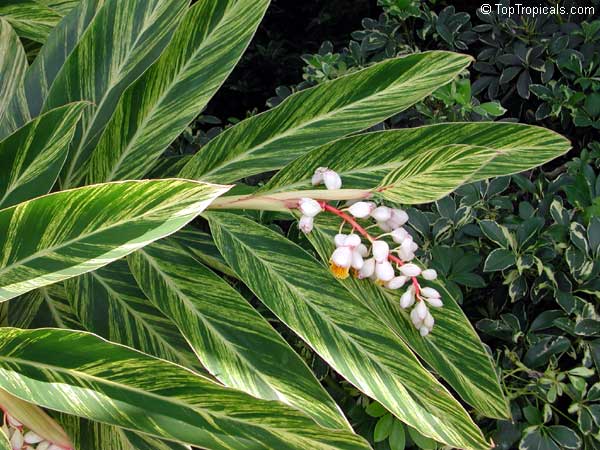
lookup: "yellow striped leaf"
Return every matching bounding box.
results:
[0,328,371,450]
[128,238,349,430]
[0,179,230,302]
[265,122,571,204]
[0,0,78,42]
[0,103,87,209]
[81,0,270,185]
[207,212,490,450]
[179,51,473,184]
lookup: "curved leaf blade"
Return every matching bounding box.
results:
[0,179,230,302]
[0,1,65,42]
[83,0,270,184]
[207,212,489,450]
[40,0,189,187]
[0,328,371,450]
[265,123,571,203]
[66,259,202,370]
[128,238,349,430]
[0,103,87,209]
[180,51,473,183]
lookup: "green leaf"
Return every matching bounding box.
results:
[66,259,202,369]
[40,0,189,188]
[264,123,571,203]
[0,1,62,42]
[0,103,87,209]
[305,215,510,419]
[0,179,230,302]
[389,420,406,450]
[479,220,510,248]
[0,18,28,140]
[546,426,581,449]
[82,0,270,185]
[0,328,370,450]
[128,238,349,430]
[484,248,516,272]
[374,414,393,442]
[208,212,489,450]
[180,51,473,183]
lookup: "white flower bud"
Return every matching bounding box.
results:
[424,296,443,308]
[299,216,313,234]
[398,248,415,261]
[323,170,342,190]
[334,233,347,247]
[358,258,375,279]
[331,246,352,268]
[400,236,413,252]
[351,251,364,270]
[391,227,409,244]
[298,198,322,217]
[375,260,395,282]
[422,269,438,280]
[371,240,389,262]
[6,415,22,428]
[386,276,408,290]
[35,443,51,450]
[419,326,430,337]
[311,170,324,186]
[48,445,64,450]
[421,287,441,299]
[391,209,409,226]
[348,201,374,218]
[377,221,392,232]
[415,300,428,321]
[410,307,422,328]
[399,263,421,277]
[410,242,418,252]
[344,234,361,247]
[424,312,435,329]
[10,429,23,450]
[357,243,369,257]
[400,288,416,308]
[371,206,392,222]
[24,432,44,445]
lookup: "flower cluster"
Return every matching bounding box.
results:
[1,412,68,450]
[297,168,443,337]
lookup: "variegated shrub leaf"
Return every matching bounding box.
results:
[0,18,28,140]
[0,179,230,301]
[0,328,371,450]
[265,122,571,204]
[179,51,472,184]
[0,102,87,209]
[39,0,188,188]
[305,214,509,419]
[128,238,349,430]
[65,259,202,370]
[82,0,270,185]
[208,212,489,450]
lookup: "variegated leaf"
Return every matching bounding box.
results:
[0,179,230,302]
[306,214,510,419]
[0,18,28,140]
[65,259,201,370]
[128,238,349,430]
[38,0,188,188]
[265,122,571,204]
[0,1,61,42]
[82,0,270,185]
[0,328,371,450]
[207,212,489,450]
[0,103,86,209]
[179,51,472,184]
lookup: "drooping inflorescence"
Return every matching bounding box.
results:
[1,411,69,450]
[298,167,443,337]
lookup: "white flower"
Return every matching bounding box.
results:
[10,428,23,450]
[386,276,407,290]
[410,307,422,328]
[331,246,352,268]
[371,206,392,222]
[397,247,415,261]
[299,216,313,234]
[311,167,326,185]
[351,251,364,270]
[420,287,440,298]
[348,201,375,218]
[421,269,438,280]
[330,234,364,278]
[390,209,409,227]
[358,258,375,279]
[298,198,322,217]
[415,300,428,321]
[372,240,389,262]
[400,286,416,308]
[424,312,435,330]
[424,296,443,308]
[375,260,395,281]
[6,415,22,428]
[419,326,430,337]
[344,234,361,247]
[391,227,409,243]
[357,243,369,257]
[323,170,342,190]
[334,233,347,247]
[35,443,51,450]
[24,432,44,445]
[377,221,393,232]
[399,263,421,277]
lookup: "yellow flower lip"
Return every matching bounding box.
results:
[329,261,350,279]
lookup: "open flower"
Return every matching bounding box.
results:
[298,198,322,217]
[329,234,364,279]
[311,167,342,190]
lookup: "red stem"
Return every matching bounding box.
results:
[318,201,421,296]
